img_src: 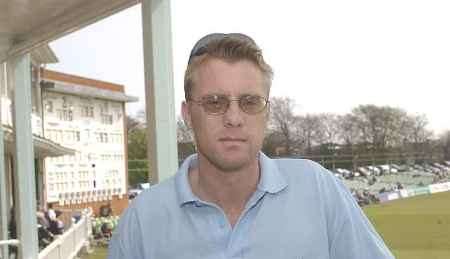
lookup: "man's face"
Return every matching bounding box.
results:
[182,58,269,172]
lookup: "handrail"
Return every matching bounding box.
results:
[38,209,93,259]
[0,239,19,246]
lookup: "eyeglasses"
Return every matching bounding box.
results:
[187,94,269,115]
[188,33,256,64]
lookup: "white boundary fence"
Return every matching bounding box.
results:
[377,181,450,203]
[38,210,93,259]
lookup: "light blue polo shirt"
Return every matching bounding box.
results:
[108,153,394,259]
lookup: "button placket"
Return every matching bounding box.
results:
[227,190,267,258]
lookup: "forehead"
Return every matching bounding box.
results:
[191,58,267,97]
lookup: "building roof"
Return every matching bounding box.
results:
[2,125,75,157]
[41,69,138,102]
[0,0,139,63]
[42,69,124,92]
[31,45,58,64]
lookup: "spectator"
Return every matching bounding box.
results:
[46,203,56,221]
[48,209,64,235]
[99,202,113,217]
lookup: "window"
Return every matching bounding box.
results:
[81,105,94,117]
[101,114,113,124]
[57,109,73,121]
[45,101,53,113]
[100,101,113,124]
[58,97,74,121]
[96,132,109,143]
[100,101,109,113]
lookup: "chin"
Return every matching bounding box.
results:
[215,159,250,172]
[216,153,258,172]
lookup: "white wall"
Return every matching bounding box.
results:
[42,91,127,204]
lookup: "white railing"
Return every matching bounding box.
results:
[38,210,93,259]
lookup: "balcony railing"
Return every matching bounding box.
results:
[38,209,93,259]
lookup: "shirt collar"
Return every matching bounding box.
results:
[257,152,288,194]
[175,152,288,206]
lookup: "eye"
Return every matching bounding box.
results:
[202,95,228,113]
[241,95,262,106]
[240,95,266,113]
[203,95,222,105]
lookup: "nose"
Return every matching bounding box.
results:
[223,101,243,127]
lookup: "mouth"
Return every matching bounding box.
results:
[219,137,247,143]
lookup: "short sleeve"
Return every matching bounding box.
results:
[329,178,395,259]
[107,206,145,259]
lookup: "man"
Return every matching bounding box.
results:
[108,33,394,258]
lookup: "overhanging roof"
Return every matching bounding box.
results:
[31,45,58,64]
[0,0,140,63]
[2,125,75,157]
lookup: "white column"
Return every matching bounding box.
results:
[141,0,178,183]
[0,61,8,259]
[11,54,39,259]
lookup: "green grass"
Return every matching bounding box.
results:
[364,191,450,259]
[81,246,108,259]
[84,192,450,259]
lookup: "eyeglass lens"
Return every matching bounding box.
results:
[200,95,267,115]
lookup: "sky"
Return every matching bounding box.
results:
[48,0,450,135]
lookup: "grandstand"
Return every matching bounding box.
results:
[332,161,450,205]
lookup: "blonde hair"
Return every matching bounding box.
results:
[184,36,273,100]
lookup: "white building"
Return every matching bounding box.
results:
[0,46,76,212]
[40,68,137,213]
[0,2,176,257]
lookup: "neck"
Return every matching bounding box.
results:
[189,154,260,214]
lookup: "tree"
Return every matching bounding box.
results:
[266,97,301,156]
[128,128,147,159]
[350,105,410,151]
[126,110,146,134]
[126,112,149,185]
[338,114,360,146]
[400,114,433,151]
[316,113,341,145]
[176,117,196,161]
[177,117,193,144]
[297,114,322,154]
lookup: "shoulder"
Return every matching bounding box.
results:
[272,158,354,219]
[115,176,179,234]
[109,177,179,257]
[129,176,178,220]
[273,158,342,191]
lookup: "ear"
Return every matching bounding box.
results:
[181,101,192,128]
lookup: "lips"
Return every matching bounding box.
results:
[219,137,247,142]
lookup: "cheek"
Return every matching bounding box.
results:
[250,118,268,140]
[191,115,219,139]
